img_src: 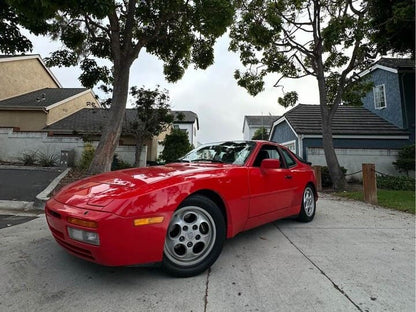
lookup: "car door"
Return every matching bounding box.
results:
[248,145,295,218]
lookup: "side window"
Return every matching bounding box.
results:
[253,146,281,167]
[281,148,296,168]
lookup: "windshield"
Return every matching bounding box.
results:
[180,141,256,165]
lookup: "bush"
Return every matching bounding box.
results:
[377,175,415,191]
[111,154,132,171]
[38,152,58,167]
[19,151,38,166]
[321,166,347,187]
[79,143,95,170]
[393,144,415,176]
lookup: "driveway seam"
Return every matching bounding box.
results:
[274,223,364,312]
[204,267,211,312]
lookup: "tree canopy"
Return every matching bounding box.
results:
[368,0,415,57]
[230,0,377,189]
[8,0,235,173]
[124,86,174,167]
[252,127,269,140]
[160,128,193,163]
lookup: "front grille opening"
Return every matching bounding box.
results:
[47,208,61,219]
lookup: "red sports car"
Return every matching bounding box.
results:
[45,140,317,277]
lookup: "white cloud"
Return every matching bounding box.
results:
[24,31,319,144]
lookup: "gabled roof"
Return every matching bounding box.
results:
[173,110,199,129]
[44,108,199,134]
[0,88,90,110]
[0,54,62,88]
[360,57,415,77]
[377,58,415,70]
[275,104,408,136]
[245,115,279,127]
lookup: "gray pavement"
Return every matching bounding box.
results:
[0,166,64,201]
[0,194,414,312]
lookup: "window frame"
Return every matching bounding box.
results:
[373,84,387,110]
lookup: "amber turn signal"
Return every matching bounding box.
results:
[67,217,98,228]
[134,217,164,226]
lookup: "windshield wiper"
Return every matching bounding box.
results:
[192,159,224,163]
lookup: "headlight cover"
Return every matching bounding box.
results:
[68,227,100,245]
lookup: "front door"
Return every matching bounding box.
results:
[248,145,295,218]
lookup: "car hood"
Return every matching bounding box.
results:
[53,163,229,210]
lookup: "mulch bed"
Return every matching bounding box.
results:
[52,168,91,196]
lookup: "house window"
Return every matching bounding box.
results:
[373,85,386,109]
[281,141,296,152]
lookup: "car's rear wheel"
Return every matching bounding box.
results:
[297,185,316,222]
[163,195,225,277]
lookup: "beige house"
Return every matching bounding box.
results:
[0,54,198,166]
[0,55,99,131]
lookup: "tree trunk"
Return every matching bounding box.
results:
[315,55,346,190]
[88,61,131,174]
[134,137,144,167]
[321,109,346,190]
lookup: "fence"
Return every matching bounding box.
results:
[0,128,146,167]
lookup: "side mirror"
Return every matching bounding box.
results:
[260,158,280,170]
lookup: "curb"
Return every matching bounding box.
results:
[36,168,71,202]
[0,168,71,214]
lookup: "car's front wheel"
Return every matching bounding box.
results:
[297,185,316,222]
[163,195,226,277]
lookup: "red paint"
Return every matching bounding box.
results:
[46,141,317,266]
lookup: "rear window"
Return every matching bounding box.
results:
[281,148,296,167]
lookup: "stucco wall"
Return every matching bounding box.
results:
[362,69,404,128]
[0,110,46,130]
[46,92,96,125]
[0,58,59,99]
[307,147,401,180]
[0,128,146,167]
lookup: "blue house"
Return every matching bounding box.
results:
[269,58,414,177]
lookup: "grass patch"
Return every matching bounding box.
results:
[335,190,415,214]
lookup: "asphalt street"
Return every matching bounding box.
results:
[0,194,414,312]
[0,167,64,201]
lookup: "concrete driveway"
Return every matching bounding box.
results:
[0,194,414,312]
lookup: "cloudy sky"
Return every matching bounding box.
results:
[25,31,319,144]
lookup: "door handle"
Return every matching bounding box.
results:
[285,175,292,179]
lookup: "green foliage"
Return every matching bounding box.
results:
[230,0,375,104]
[0,0,32,53]
[37,152,58,167]
[368,0,415,57]
[393,144,415,176]
[321,166,347,187]
[78,143,95,170]
[252,127,269,140]
[377,175,415,191]
[160,128,193,163]
[278,91,298,108]
[19,151,38,166]
[335,190,415,214]
[111,154,132,171]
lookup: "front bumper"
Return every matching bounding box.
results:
[45,198,168,266]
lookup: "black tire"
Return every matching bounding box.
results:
[297,185,316,222]
[162,195,226,277]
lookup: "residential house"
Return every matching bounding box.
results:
[0,55,99,130]
[242,115,279,140]
[360,58,415,142]
[172,111,199,147]
[0,54,200,166]
[270,58,414,178]
[44,108,171,164]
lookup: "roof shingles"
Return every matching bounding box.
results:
[0,88,88,109]
[283,104,408,136]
